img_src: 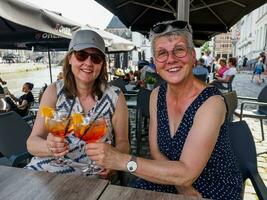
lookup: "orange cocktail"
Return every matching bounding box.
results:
[45,116,74,138]
[41,106,73,137]
[72,114,108,174]
[41,106,74,166]
[74,117,107,143]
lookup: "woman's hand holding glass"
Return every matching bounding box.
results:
[46,132,69,158]
[41,106,73,166]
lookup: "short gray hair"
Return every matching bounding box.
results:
[149,20,194,57]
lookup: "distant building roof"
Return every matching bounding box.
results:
[106,16,127,29]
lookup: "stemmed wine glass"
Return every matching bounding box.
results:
[72,114,108,175]
[42,106,74,167]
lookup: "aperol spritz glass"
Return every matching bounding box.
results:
[72,113,108,174]
[41,106,74,167]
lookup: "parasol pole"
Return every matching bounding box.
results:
[177,0,190,22]
[47,47,53,83]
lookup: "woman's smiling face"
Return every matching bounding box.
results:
[69,48,104,85]
[154,35,196,84]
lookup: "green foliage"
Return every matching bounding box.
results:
[201,42,210,53]
[145,76,156,84]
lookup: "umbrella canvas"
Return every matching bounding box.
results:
[95,0,266,46]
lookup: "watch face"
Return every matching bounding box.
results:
[127,161,137,173]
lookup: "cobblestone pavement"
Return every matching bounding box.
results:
[232,72,267,200]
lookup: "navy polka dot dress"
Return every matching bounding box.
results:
[134,84,243,200]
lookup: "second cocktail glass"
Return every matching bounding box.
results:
[73,114,107,175]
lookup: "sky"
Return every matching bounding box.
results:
[24,0,113,29]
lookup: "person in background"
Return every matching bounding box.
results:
[0,77,6,85]
[260,52,266,64]
[0,77,7,94]
[140,57,156,81]
[149,57,156,69]
[38,83,48,103]
[135,60,150,88]
[25,29,129,178]
[192,58,209,82]
[237,56,243,72]
[210,57,237,88]
[201,50,214,73]
[252,57,265,85]
[242,55,248,69]
[214,58,228,79]
[57,72,63,80]
[86,20,242,199]
[5,82,34,116]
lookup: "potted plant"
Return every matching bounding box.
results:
[145,75,156,90]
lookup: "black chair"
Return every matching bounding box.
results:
[222,90,238,122]
[109,78,138,100]
[0,111,32,167]
[194,74,208,83]
[211,75,235,92]
[234,85,267,141]
[135,88,152,156]
[109,77,127,93]
[228,121,267,200]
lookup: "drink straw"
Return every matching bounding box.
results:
[64,97,76,134]
[79,101,109,141]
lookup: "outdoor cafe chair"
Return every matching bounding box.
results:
[135,88,152,156]
[194,74,208,83]
[210,75,235,92]
[222,90,238,122]
[228,121,267,200]
[234,85,267,141]
[109,77,127,93]
[0,111,32,167]
[109,77,138,97]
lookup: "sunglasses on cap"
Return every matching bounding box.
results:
[151,20,191,34]
[72,50,104,64]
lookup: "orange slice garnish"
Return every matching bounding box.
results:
[40,106,55,118]
[71,113,84,124]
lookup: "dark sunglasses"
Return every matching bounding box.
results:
[151,20,191,34]
[73,50,104,64]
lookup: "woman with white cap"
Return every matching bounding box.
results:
[26,29,129,179]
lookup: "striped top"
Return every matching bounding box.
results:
[25,80,121,176]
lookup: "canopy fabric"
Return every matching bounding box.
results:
[0,0,81,51]
[0,0,135,83]
[0,0,134,52]
[93,28,135,53]
[95,0,266,46]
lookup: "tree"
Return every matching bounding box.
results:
[201,42,210,54]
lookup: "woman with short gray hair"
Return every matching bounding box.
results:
[87,20,242,199]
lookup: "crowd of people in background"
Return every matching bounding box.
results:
[190,50,266,87]
[111,49,266,91]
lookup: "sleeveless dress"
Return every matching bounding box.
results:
[134,84,242,200]
[25,80,121,176]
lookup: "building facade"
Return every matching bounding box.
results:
[105,16,151,68]
[234,3,267,60]
[213,32,233,60]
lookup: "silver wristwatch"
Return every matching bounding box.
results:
[126,155,137,173]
